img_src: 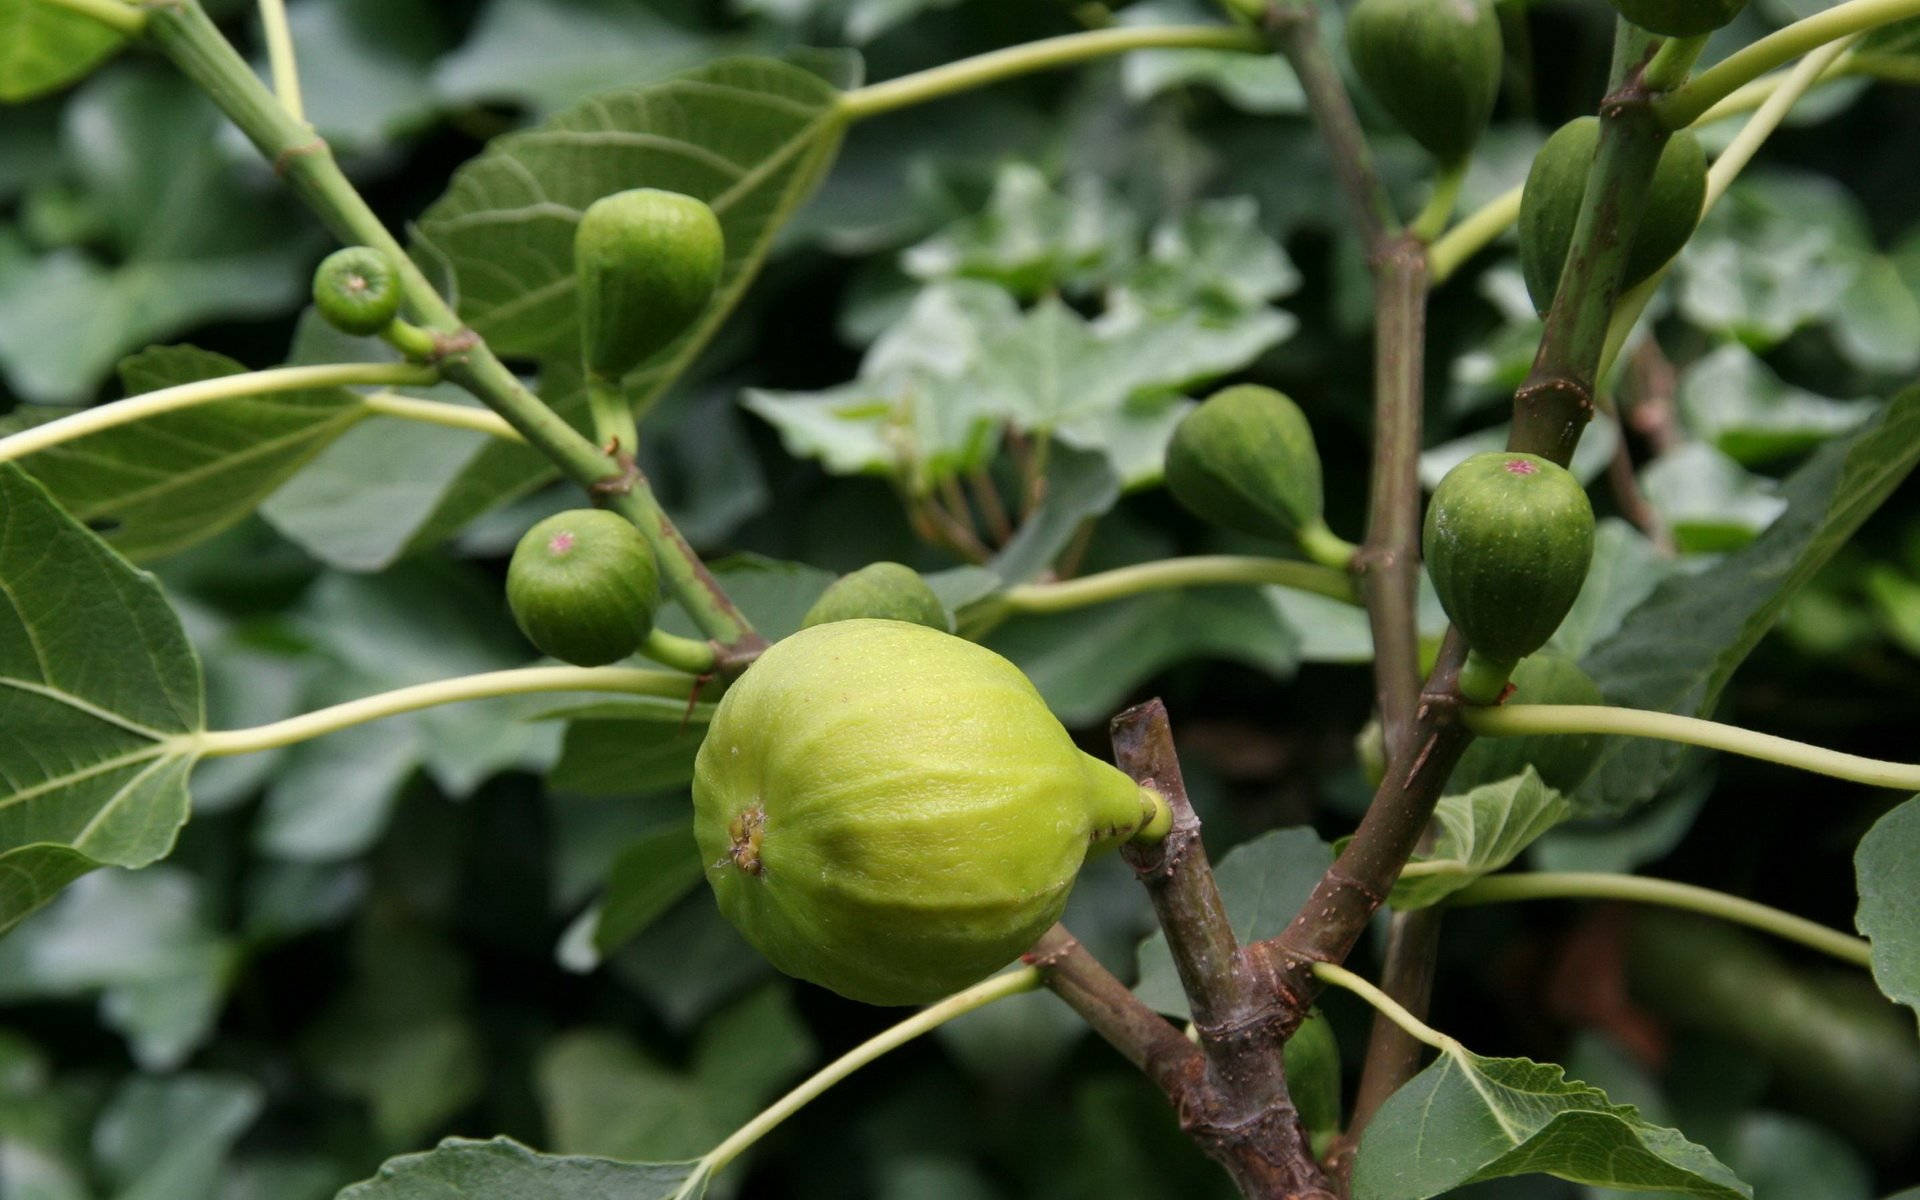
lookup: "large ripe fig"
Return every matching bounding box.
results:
[1424,452,1594,703]
[1609,0,1747,36]
[1447,652,1605,794]
[506,509,660,667]
[1347,0,1503,167]
[1519,117,1707,314]
[313,247,402,336]
[1164,385,1350,565]
[575,188,724,381]
[693,619,1169,1006]
[802,562,949,631]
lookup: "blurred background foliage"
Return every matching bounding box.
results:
[2,0,1920,1196]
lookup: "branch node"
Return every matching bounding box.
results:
[270,137,327,177]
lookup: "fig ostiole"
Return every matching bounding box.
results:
[1423,452,1594,705]
[1347,0,1503,167]
[313,246,404,337]
[575,188,725,383]
[693,619,1170,1006]
[1165,385,1354,568]
[802,562,951,631]
[506,509,661,667]
[1519,117,1707,315]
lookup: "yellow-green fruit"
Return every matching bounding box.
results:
[802,562,949,631]
[1609,0,1746,36]
[506,509,660,667]
[1164,385,1342,558]
[1519,118,1706,315]
[1424,452,1594,703]
[1347,0,1503,167]
[575,188,724,380]
[693,619,1166,1006]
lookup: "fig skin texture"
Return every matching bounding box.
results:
[1519,117,1707,314]
[1609,0,1747,37]
[506,509,660,667]
[1424,452,1594,702]
[802,562,950,631]
[1347,0,1502,167]
[693,619,1164,1006]
[1164,385,1346,561]
[575,188,724,381]
[313,247,403,337]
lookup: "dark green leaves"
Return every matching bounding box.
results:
[0,0,128,102]
[1856,795,1920,1028]
[1352,1048,1749,1200]
[412,56,846,399]
[336,1137,701,1200]
[0,464,203,931]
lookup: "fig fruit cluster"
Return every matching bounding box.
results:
[506,509,661,667]
[693,619,1169,1006]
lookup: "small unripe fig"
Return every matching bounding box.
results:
[1165,385,1348,563]
[575,188,724,381]
[1355,719,1387,790]
[802,562,949,631]
[1285,1009,1343,1149]
[1608,0,1747,36]
[693,619,1169,1006]
[313,247,403,336]
[1448,652,1605,794]
[1519,118,1707,314]
[1424,452,1594,703]
[1347,0,1503,167]
[506,509,660,667]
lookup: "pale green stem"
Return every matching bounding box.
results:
[1311,963,1453,1051]
[1694,48,1858,125]
[0,362,438,466]
[34,0,144,34]
[1656,0,1920,127]
[1466,701,1920,790]
[641,628,720,675]
[586,374,638,457]
[1642,33,1710,92]
[193,666,698,757]
[1446,873,1872,968]
[837,25,1262,122]
[360,392,523,441]
[1847,49,1920,83]
[1597,37,1857,379]
[1426,186,1521,286]
[1408,163,1467,244]
[683,968,1042,1196]
[1001,555,1361,613]
[255,0,304,121]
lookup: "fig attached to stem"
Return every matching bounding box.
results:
[506,509,661,667]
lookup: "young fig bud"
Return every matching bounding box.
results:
[1423,452,1594,703]
[802,562,950,631]
[313,247,403,337]
[1164,385,1350,565]
[507,509,660,667]
[1347,0,1503,167]
[575,188,725,381]
[1609,0,1747,36]
[1519,118,1706,315]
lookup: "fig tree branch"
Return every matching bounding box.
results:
[0,362,438,465]
[1466,702,1920,789]
[1110,701,1335,1200]
[140,0,763,653]
[1263,4,1399,250]
[1656,0,1920,127]
[192,665,707,757]
[1445,873,1872,967]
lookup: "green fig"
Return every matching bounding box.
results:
[506,509,660,667]
[1347,0,1503,167]
[802,562,950,631]
[575,188,725,381]
[1447,652,1604,794]
[1285,1009,1343,1153]
[1519,117,1707,314]
[693,619,1169,1006]
[313,247,403,337]
[1424,452,1594,703]
[1164,385,1350,565]
[1608,0,1747,37]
